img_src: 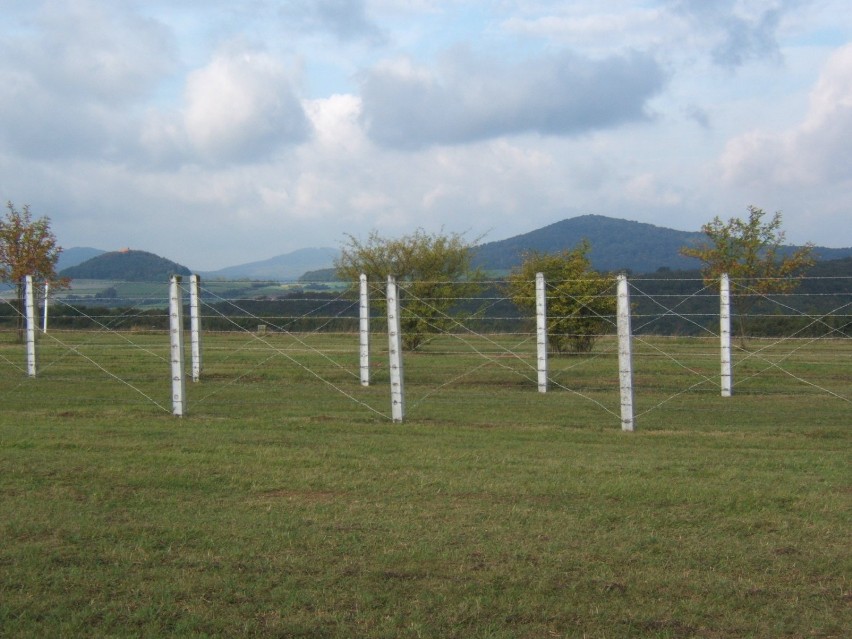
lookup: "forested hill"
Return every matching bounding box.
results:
[471,214,851,274]
[472,215,702,273]
[60,250,191,281]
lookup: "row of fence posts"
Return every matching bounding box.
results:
[168,275,203,417]
[22,272,736,431]
[376,273,640,429]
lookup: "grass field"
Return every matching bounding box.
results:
[1,330,849,637]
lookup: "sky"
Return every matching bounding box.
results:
[1,0,851,271]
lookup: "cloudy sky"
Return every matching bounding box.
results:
[1,0,851,270]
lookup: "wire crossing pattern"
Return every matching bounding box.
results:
[0,274,848,425]
[188,281,390,420]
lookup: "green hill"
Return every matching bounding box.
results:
[202,247,338,280]
[60,250,191,281]
[473,215,704,273]
[471,214,851,274]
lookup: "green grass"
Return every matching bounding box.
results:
[0,331,849,637]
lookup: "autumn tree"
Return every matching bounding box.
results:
[335,229,482,350]
[0,202,64,336]
[506,241,616,354]
[680,206,815,340]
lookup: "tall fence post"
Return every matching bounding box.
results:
[387,275,405,423]
[360,273,370,386]
[42,282,49,333]
[25,275,36,378]
[169,275,186,416]
[190,274,202,383]
[536,272,548,393]
[719,272,732,397]
[616,273,635,432]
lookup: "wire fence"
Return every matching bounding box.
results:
[1,274,849,429]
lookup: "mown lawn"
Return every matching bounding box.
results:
[0,332,849,637]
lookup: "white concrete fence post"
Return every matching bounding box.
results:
[616,273,635,432]
[719,272,733,397]
[42,282,49,333]
[359,273,370,386]
[169,275,186,417]
[25,275,36,378]
[386,275,405,423]
[536,272,548,393]
[190,274,202,383]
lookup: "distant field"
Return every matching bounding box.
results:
[0,331,849,637]
[56,278,344,302]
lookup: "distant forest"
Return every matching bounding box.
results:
[59,250,191,281]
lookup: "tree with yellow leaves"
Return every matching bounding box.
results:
[680,206,815,342]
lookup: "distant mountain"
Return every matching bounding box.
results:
[279,215,852,281]
[60,249,191,281]
[55,216,852,282]
[202,247,338,280]
[473,215,701,273]
[808,246,852,261]
[57,247,106,272]
[472,214,852,273]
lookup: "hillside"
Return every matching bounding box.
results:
[60,250,191,281]
[299,216,852,281]
[473,215,702,273]
[57,215,852,281]
[202,247,338,280]
[471,214,852,274]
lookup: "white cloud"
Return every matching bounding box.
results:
[360,48,667,149]
[2,0,851,270]
[22,0,176,103]
[182,50,311,163]
[625,173,683,207]
[668,0,788,67]
[0,0,175,160]
[278,0,385,43]
[303,94,365,152]
[501,5,668,52]
[721,43,852,187]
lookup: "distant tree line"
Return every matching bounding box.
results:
[1,205,847,341]
[4,261,844,339]
[628,265,851,337]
